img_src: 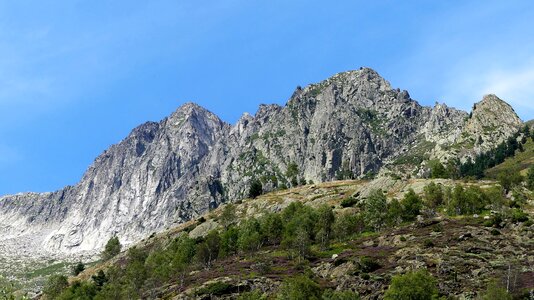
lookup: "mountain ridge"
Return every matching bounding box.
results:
[0,68,523,263]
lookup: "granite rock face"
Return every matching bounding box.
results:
[0,68,523,258]
[0,103,227,257]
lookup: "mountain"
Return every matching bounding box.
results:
[0,68,523,265]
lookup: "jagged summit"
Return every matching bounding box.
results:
[302,67,393,95]
[168,102,223,124]
[175,101,205,112]
[480,93,508,102]
[471,94,522,130]
[474,94,520,119]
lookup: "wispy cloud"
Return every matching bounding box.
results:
[396,1,534,120]
[430,48,534,120]
[478,64,534,116]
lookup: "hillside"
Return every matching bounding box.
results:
[0,68,529,298]
[36,176,534,300]
[486,135,534,178]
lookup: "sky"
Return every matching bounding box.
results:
[0,0,533,195]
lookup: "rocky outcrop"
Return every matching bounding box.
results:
[461,94,523,153]
[423,94,523,162]
[0,68,523,259]
[0,103,227,258]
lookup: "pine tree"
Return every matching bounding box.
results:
[102,236,122,260]
[400,188,423,221]
[220,203,237,229]
[364,190,388,231]
[315,205,335,249]
[527,165,534,191]
[424,182,443,209]
[248,180,263,198]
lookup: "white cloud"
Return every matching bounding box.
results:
[436,60,534,121]
[396,2,534,121]
[479,66,534,111]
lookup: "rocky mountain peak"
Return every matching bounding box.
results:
[0,68,526,264]
[311,67,393,92]
[474,94,520,120]
[449,94,523,156]
[168,102,224,127]
[470,94,522,128]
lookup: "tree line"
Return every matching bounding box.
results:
[428,125,532,180]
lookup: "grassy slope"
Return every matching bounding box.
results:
[486,138,534,177]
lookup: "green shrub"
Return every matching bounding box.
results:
[480,279,512,300]
[252,261,271,275]
[43,275,69,299]
[484,214,503,228]
[383,269,439,300]
[91,270,107,287]
[286,162,300,187]
[498,169,523,192]
[123,247,148,293]
[196,282,232,296]
[340,196,358,208]
[510,209,529,223]
[429,160,448,179]
[56,281,97,300]
[423,239,434,248]
[359,256,381,273]
[447,185,488,216]
[281,202,318,260]
[0,281,22,300]
[93,281,124,300]
[71,262,85,276]
[277,275,321,300]
[432,224,443,232]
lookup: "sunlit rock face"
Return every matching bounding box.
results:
[0,68,522,258]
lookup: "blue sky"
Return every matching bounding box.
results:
[0,1,533,195]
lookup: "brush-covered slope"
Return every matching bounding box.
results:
[486,130,534,178]
[65,177,534,300]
